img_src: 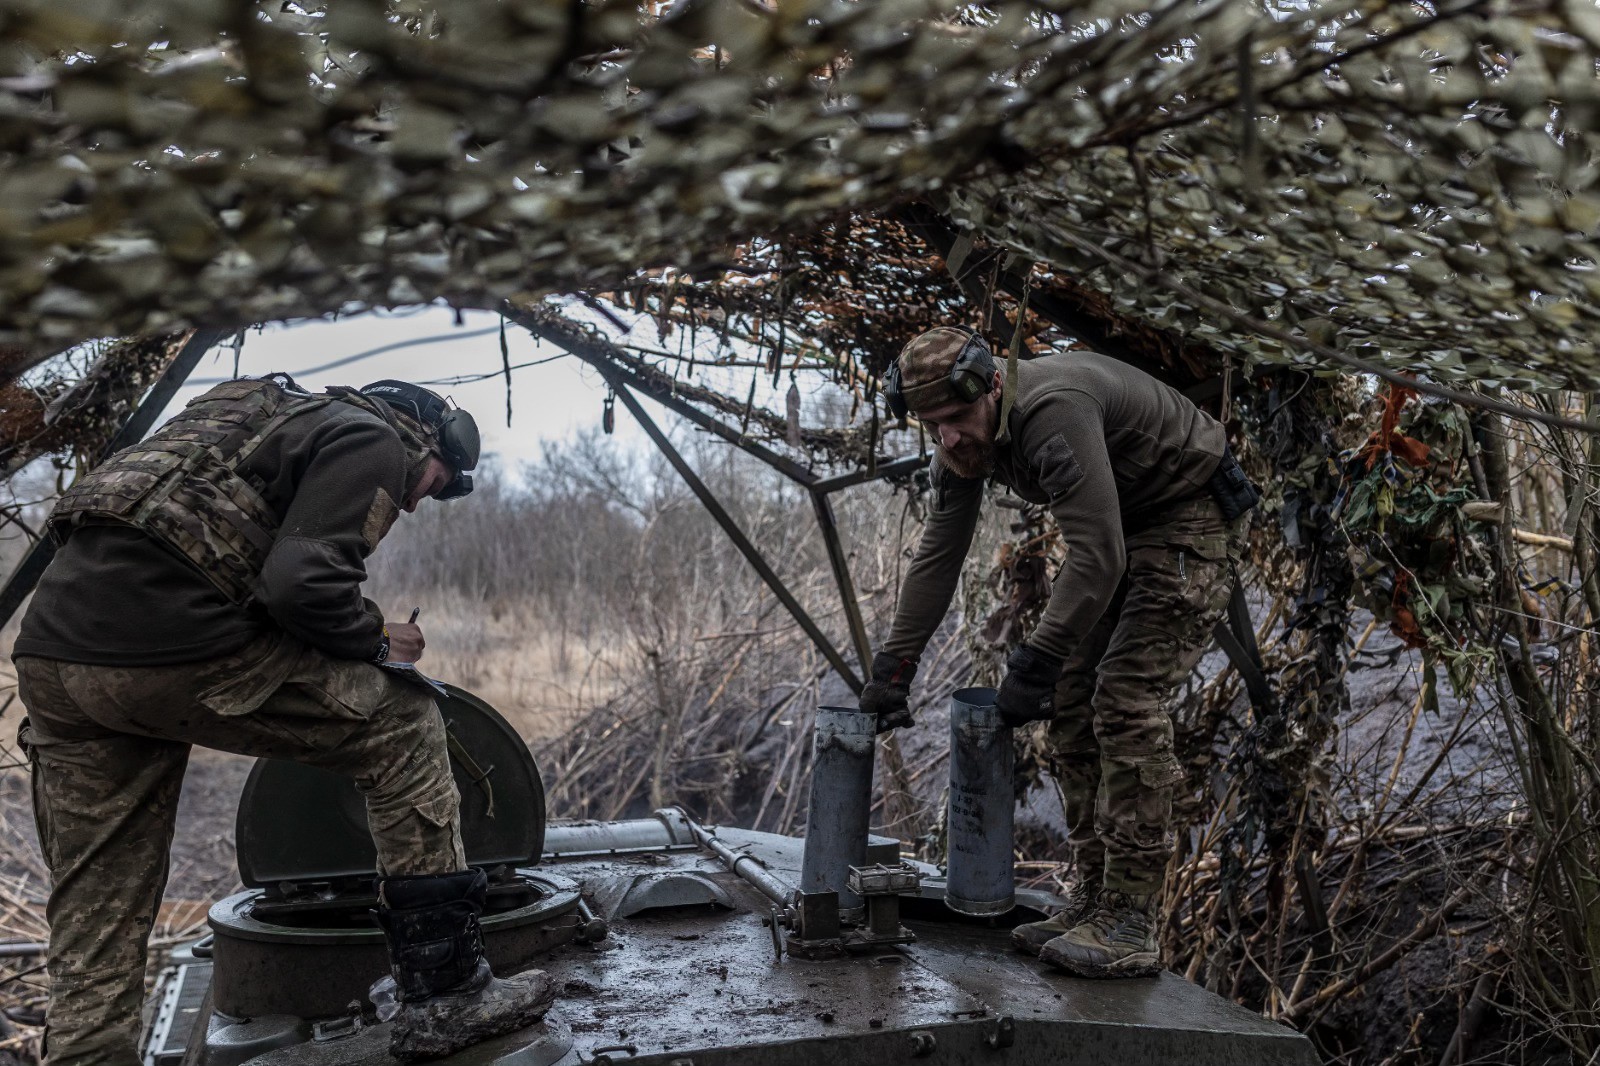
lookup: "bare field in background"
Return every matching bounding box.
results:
[369,595,619,741]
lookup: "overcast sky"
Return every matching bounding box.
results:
[164,305,648,475]
[156,302,860,486]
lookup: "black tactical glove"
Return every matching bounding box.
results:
[995,644,1064,727]
[861,651,918,733]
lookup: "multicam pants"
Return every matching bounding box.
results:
[1045,496,1245,897]
[15,632,466,1066]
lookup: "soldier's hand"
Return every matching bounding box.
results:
[386,622,426,664]
[862,652,918,733]
[995,644,1063,727]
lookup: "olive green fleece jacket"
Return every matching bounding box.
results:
[881,349,1227,664]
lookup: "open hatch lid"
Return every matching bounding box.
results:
[234,683,545,889]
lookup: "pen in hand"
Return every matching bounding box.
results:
[383,608,424,667]
[386,606,447,696]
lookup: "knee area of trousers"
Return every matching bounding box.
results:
[356,710,456,818]
[1047,747,1098,775]
[1092,645,1187,696]
[380,684,447,737]
[1091,670,1171,713]
[1089,704,1174,747]
[368,690,451,759]
[367,780,460,837]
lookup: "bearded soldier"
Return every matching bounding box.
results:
[861,328,1258,979]
[12,375,552,1062]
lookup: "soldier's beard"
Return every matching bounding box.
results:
[936,441,996,479]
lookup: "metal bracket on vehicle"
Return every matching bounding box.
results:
[841,862,918,951]
[778,890,845,959]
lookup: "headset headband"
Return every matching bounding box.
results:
[359,380,480,499]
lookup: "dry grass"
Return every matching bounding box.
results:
[0,640,45,1058]
[368,594,620,741]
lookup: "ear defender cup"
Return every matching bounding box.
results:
[948,332,997,402]
[884,360,909,419]
[883,327,996,418]
[360,380,480,499]
[436,408,481,473]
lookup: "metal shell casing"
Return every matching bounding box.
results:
[945,687,1016,916]
[800,706,877,919]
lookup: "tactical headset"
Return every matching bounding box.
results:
[359,380,480,500]
[883,326,998,420]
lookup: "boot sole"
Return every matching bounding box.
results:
[1038,943,1162,979]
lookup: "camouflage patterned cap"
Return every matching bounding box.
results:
[896,326,988,414]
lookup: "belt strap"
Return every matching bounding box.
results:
[1211,574,1277,712]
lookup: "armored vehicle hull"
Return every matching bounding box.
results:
[150,818,1314,1066]
[141,686,1316,1066]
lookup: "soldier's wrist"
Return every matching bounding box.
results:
[370,632,391,664]
[1008,643,1063,678]
[870,651,918,686]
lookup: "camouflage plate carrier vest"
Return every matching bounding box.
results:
[47,376,435,605]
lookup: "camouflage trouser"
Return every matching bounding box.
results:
[14,632,466,1066]
[1045,496,1244,897]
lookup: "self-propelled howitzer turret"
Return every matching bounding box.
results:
[142,685,1316,1066]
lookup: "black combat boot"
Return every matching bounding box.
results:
[374,869,557,1061]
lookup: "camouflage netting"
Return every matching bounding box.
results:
[593,210,1220,388]
[2,0,1599,394]
[4,7,1600,1062]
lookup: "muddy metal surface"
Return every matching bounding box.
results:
[148,672,1322,1066]
[179,823,1316,1066]
[523,827,1315,1066]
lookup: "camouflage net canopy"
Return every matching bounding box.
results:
[2,0,1599,396]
